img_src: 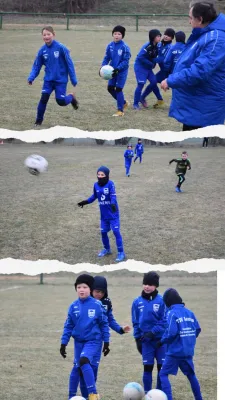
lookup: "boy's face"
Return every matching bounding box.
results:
[138,140,142,144]
[113,32,123,42]
[182,153,188,160]
[42,29,55,45]
[127,146,132,150]
[97,171,106,178]
[153,35,162,44]
[143,284,156,293]
[93,289,105,300]
[77,283,90,299]
[163,34,173,42]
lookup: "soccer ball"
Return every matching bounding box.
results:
[70,397,86,400]
[123,382,145,400]
[145,389,168,400]
[99,65,114,80]
[24,154,48,175]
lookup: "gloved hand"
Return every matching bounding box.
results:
[111,204,117,213]
[102,342,110,356]
[28,81,33,86]
[60,344,67,358]
[156,341,163,348]
[78,200,88,208]
[144,331,155,340]
[112,68,119,77]
[135,338,142,355]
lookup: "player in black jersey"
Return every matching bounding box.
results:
[169,151,191,193]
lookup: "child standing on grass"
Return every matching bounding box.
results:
[77,166,126,262]
[134,138,144,163]
[124,144,134,176]
[60,274,110,400]
[158,288,203,400]
[101,25,131,117]
[132,272,167,393]
[169,151,191,193]
[28,26,78,127]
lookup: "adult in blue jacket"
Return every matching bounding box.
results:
[161,2,225,131]
[134,138,144,163]
[101,25,131,117]
[77,166,126,262]
[164,31,186,75]
[28,26,78,126]
[124,144,134,176]
[158,288,203,400]
[132,272,167,393]
[60,274,110,400]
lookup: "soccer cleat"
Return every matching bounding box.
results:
[98,249,112,257]
[115,252,126,262]
[88,394,100,400]
[153,100,165,108]
[175,186,181,193]
[70,93,79,110]
[133,105,141,110]
[123,101,129,110]
[112,111,124,117]
[140,99,149,108]
[34,120,42,127]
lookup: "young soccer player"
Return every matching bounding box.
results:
[133,29,162,110]
[158,288,203,400]
[79,275,131,399]
[101,25,131,117]
[60,274,110,400]
[202,137,209,148]
[28,26,78,126]
[124,144,134,176]
[134,138,144,163]
[140,28,175,109]
[169,151,191,193]
[77,166,126,262]
[164,31,186,76]
[132,272,166,392]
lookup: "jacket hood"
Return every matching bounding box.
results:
[209,13,225,32]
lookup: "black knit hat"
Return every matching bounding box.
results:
[112,25,126,38]
[175,31,186,43]
[97,165,110,177]
[149,29,162,42]
[93,276,108,296]
[74,274,94,290]
[143,271,160,287]
[163,288,184,308]
[164,28,175,39]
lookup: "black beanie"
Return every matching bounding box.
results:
[149,29,162,42]
[97,165,110,177]
[93,276,108,296]
[163,288,184,308]
[143,271,160,287]
[175,31,186,43]
[112,25,126,38]
[164,28,175,39]
[74,274,94,290]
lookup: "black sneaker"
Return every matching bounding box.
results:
[34,120,42,127]
[71,94,79,110]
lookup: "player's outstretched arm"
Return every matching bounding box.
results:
[27,50,43,84]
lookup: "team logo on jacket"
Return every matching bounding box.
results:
[153,304,160,312]
[101,194,106,201]
[103,188,109,194]
[118,49,123,56]
[54,51,59,58]
[43,54,48,59]
[88,309,96,318]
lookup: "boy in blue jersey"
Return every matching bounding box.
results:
[124,144,134,177]
[133,29,162,110]
[77,166,126,262]
[140,28,175,109]
[164,31,186,76]
[134,139,144,163]
[158,288,203,400]
[132,272,166,393]
[79,275,131,399]
[60,274,110,400]
[101,25,131,117]
[28,26,78,127]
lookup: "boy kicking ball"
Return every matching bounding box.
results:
[169,151,191,192]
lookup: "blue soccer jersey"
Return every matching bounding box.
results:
[87,180,119,221]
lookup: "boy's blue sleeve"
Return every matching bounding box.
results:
[150,302,167,336]
[163,48,174,73]
[194,314,201,338]
[117,45,131,72]
[102,44,111,66]
[137,47,155,69]
[61,306,74,345]
[124,150,128,158]
[62,45,78,86]
[108,309,123,334]
[98,304,110,342]
[161,312,178,344]
[132,299,142,339]
[109,181,117,205]
[87,185,97,204]
[28,50,43,82]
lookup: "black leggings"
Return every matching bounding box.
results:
[202,137,209,147]
[177,174,185,187]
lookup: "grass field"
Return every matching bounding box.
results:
[0,271,217,400]
[1,144,225,265]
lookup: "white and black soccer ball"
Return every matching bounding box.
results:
[70,397,86,400]
[123,382,145,400]
[145,389,168,400]
[24,154,48,176]
[99,65,114,80]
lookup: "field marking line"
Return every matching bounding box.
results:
[0,285,23,292]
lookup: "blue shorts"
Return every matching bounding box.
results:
[142,339,166,365]
[125,159,132,167]
[160,355,195,376]
[108,71,128,89]
[42,81,68,99]
[100,218,120,233]
[134,66,157,86]
[74,340,102,367]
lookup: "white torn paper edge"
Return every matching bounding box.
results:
[0,258,223,275]
[0,125,225,142]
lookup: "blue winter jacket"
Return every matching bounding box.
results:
[28,40,77,85]
[167,13,225,126]
[132,293,166,340]
[102,40,131,73]
[135,143,144,155]
[124,149,134,164]
[61,296,110,345]
[161,304,201,357]
[164,42,186,75]
[134,42,158,71]
[87,180,119,221]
